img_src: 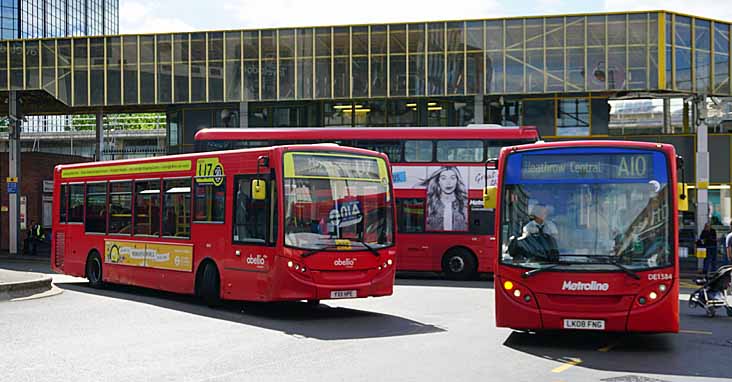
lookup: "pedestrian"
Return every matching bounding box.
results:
[700,223,718,275]
[26,220,45,256]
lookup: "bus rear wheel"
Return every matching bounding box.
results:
[85,251,104,288]
[200,262,222,307]
[442,248,477,281]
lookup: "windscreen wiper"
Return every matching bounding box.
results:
[300,245,337,258]
[522,262,568,278]
[301,240,381,258]
[596,258,641,280]
[351,239,381,257]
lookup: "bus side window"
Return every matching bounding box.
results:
[162,178,191,238]
[396,198,425,233]
[59,184,68,223]
[109,181,133,234]
[85,182,107,234]
[194,178,226,223]
[353,140,403,162]
[68,184,85,223]
[469,202,495,235]
[404,140,433,162]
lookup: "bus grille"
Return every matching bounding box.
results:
[54,232,65,268]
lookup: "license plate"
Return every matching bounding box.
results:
[330,290,357,299]
[563,319,605,330]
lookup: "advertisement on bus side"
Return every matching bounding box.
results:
[105,240,193,272]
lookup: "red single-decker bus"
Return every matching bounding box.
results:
[52,144,397,304]
[491,140,680,332]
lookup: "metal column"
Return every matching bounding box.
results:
[239,102,249,128]
[95,110,104,161]
[663,98,672,134]
[474,95,484,124]
[695,96,709,236]
[8,91,21,255]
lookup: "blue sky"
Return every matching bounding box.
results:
[120,0,732,34]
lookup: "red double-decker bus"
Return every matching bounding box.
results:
[490,140,680,332]
[52,144,396,305]
[195,125,539,279]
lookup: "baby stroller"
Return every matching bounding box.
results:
[689,265,732,317]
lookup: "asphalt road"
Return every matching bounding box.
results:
[1,260,731,382]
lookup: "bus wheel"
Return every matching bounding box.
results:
[706,307,716,318]
[306,299,321,307]
[200,262,222,308]
[442,248,477,281]
[85,251,104,288]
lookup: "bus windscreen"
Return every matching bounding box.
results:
[283,152,393,252]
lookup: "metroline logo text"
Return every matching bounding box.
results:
[561,280,610,291]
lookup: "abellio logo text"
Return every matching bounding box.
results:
[334,258,356,267]
[561,280,610,291]
[246,255,266,265]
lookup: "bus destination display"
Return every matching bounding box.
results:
[521,154,653,180]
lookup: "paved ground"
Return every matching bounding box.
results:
[1,259,730,382]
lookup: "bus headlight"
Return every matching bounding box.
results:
[658,284,667,293]
[503,281,514,290]
[513,289,521,297]
[287,261,294,268]
[649,291,658,300]
[387,259,393,266]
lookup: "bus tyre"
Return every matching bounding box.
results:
[306,299,321,307]
[86,252,104,288]
[442,249,477,281]
[200,263,222,308]
[706,307,716,318]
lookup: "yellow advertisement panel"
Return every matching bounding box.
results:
[105,240,147,267]
[195,157,225,186]
[105,240,193,272]
[62,160,191,179]
[144,242,194,272]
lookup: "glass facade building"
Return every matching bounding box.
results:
[2,0,118,39]
[0,12,725,110]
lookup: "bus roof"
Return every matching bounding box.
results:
[502,140,677,156]
[195,126,539,142]
[55,143,388,175]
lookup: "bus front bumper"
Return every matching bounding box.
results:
[269,257,396,302]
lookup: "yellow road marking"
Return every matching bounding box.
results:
[597,343,617,352]
[680,329,713,335]
[551,358,582,373]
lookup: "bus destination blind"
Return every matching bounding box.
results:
[521,154,653,180]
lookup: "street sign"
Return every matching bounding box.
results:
[7,182,17,194]
[43,180,54,193]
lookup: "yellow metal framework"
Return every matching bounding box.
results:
[0,10,731,109]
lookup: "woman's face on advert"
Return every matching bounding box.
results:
[438,170,458,194]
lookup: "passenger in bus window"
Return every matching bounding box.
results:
[523,204,559,239]
[421,166,468,232]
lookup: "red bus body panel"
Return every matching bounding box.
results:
[494,140,680,333]
[52,145,397,302]
[194,126,539,275]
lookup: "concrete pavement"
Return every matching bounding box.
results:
[0,253,55,300]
